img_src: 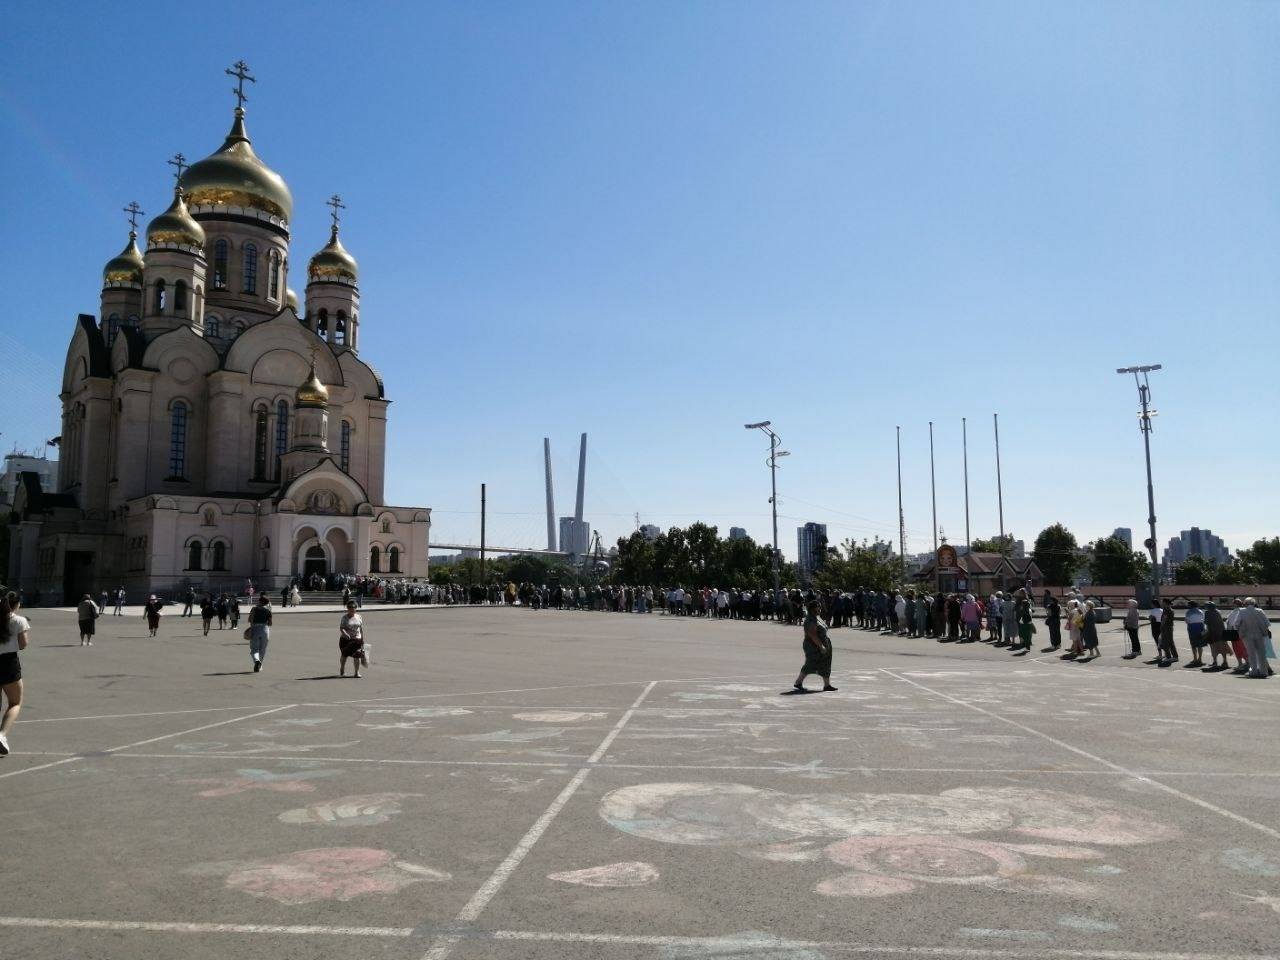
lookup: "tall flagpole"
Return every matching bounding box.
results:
[962,416,971,551]
[896,426,906,580]
[994,413,1005,546]
[929,421,938,551]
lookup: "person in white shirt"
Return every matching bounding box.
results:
[1237,598,1274,680]
[338,601,366,678]
[0,591,32,756]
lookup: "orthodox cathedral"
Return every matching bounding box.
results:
[7,64,431,601]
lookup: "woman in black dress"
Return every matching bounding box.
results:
[794,600,837,692]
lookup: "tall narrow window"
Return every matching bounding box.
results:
[389,546,401,573]
[335,311,347,346]
[269,253,281,300]
[174,279,187,312]
[370,546,381,573]
[317,309,328,338]
[168,401,188,478]
[187,541,203,570]
[274,400,288,477]
[213,239,228,289]
[340,421,351,472]
[243,243,258,294]
[154,279,166,312]
[205,316,220,339]
[107,314,120,346]
[212,541,226,570]
[253,406,268,478]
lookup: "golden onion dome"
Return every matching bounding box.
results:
[178,108,293,222]
[295,356,330,407]
[307,225,358,283]
[103,232,145,285]
[146,188,206,251]
[285,287,299,311]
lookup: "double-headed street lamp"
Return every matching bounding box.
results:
[745,421,787,602]
[1117,364,1162,601]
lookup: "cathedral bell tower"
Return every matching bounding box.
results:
[141,156,207,338]
[280,351,331,483]
[99,201,146,350]
[304,195,360,351]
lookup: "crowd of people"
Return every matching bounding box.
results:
[496,581,1276,680]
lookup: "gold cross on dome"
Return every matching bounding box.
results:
[226,60,255,109]
[327,194,346,230]
[167,152,188,185]
[123,201,144,231]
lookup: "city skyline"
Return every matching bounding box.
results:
[2,3,1276,557]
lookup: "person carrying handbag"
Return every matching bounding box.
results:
[339,601,367,678]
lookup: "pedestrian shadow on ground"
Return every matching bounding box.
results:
[202,671,255,676]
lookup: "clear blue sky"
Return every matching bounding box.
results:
[2,1,1276,557]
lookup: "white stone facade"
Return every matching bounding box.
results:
[8,98,429,602]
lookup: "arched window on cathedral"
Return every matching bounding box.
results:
[187,540,203,571]
[335,311,347,346]
[154,279,166,313]
[213,239,228,289]
[168,401,188,479]
[106,314,120,346]
[268,252,281,301]
[259,537,271,571]
[317,309,328,338]
[174,279,187,313]
[274,400,288,477]
[340,421,351,472]
[253,406,269,479]
[212,541,227,570]
[369,545,381,573]
[388,546,401,574]
[205,316,220,339]
[242,243,258,294]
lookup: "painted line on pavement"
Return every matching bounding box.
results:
[880,669,1280,842]
[419,680,659,960]
[0,705,294,781]
[0,917,1270,960]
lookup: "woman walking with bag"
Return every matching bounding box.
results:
[77,593,98,646]
[338,601,366,678]
[0,591,31,756]
[1121,599,1142,659]
[144,594,163,637]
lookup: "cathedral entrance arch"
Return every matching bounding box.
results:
[303,544,328,580]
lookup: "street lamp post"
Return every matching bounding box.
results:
[745,421,786,603]
[1117,364,1162,601]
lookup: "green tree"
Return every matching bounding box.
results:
[1211,558,1254,585]
[1089,537,1139,585]
[1173,555,1216,585]
[1032,523,1079,586]
[970,536,1012,556]
[1238,537,1280,583]
[812,539,901,592]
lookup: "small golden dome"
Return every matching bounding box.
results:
[308,225,358,283]
[179,108,293,222]
[295,356,329,407]
[103,232,145,285]
[285,287,299,311]
[146,188,206,250]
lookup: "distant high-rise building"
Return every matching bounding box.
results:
[1111,527,1133,550]
[1162,527,1230,572]
[728,527,749,541]
[559,517,591,557]
[796,522,828,581]
[984,533,1025,559]
[639,524,662,542]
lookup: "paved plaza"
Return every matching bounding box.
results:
[2,606,1278,960]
